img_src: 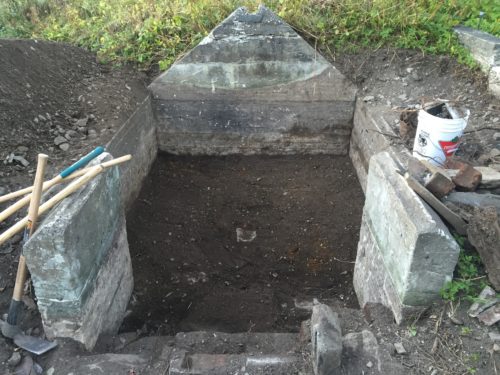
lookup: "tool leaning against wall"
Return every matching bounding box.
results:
[0,147,132,355]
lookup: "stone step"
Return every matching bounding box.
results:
[169,351,309,375]
[173,331,301,355]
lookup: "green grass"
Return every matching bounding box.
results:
[1,0,499,70]
[440,235,489,303]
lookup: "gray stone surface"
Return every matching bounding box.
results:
[454,26,500,70]
[443,192,500,216]
[149,5,356,155]
[24,153,133,349]
[489,66,500,98]
[342,330,404,374]
[349,100,400,193]
[107,95,157,209]
[310,303,342,375]
[353,151,460,323]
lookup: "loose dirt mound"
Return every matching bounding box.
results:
[0,39,148,194]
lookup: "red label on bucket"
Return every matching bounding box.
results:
[438,136,461,158]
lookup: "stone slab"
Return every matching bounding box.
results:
[310,303,342,375]
[24,153,133,349]
[349,100,400,193]
[354,151,460,322]
[149,5,356,155]
[489,66,500,99]
[342,330,404,374]
[107,95,157,209]
[454,26,500,70]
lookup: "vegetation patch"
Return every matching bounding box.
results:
[1,0,499,70]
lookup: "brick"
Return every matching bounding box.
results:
[446,160,482,191]
[424,171,455,198]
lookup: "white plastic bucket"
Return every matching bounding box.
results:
[412,106,469,166]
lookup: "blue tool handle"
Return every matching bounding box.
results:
[59,146,105,178]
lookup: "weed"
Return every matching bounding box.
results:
[460,326,472,335]
[441,236,488,302]
[407,324,417,337]
[1,0,499,69]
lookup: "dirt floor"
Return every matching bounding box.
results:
[0,39,499,374]
[123,154,363,335]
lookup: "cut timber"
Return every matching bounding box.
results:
[467,207,500,291]
[403,172,468,235]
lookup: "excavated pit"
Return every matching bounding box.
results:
[122,153,364,335]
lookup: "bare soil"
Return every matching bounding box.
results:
[123,153,363,335]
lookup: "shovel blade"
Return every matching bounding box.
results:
[14,334,57,355]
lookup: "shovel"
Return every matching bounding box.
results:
[1,153,58,355]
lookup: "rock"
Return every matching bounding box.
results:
[367,361,373,368]
[236,228,256,242]
[54,136,67,146]
[88,129,98,139]
[75,117,89,127]
[65,130,78,140]
[467,207,500,290]
[443,192,500,217]
[477,304,500,326]
[475,166,500,189]
[310,303,342,375]
[394,342,407,355]
[17,146,29,153]
[12,155,29,167]
[424,171,455,199]
[489,332,500,342]
[59,143,70,151]
[7,351,21,367]
[468,286,499,317]
[445,160,482,191]
[449,315,464,325]
[363,95,375,102]
[494,133,500,141]
[494,343,500,352]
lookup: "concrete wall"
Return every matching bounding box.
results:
[149,5,357,156]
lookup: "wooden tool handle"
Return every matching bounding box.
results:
[27,154,48,237]
[0,155,132,223]
[9,154,48,323]
[0,165,105,247]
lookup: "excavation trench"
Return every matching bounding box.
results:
[121,153,364,335]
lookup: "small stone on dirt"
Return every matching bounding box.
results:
[394,342,407,354]
[12,155,29,167]
[75,117,89,127]
[477,304,500,326]
[362,95,375,102]
[449,315,464,325]
[65,130,78,140]
[236,228,256,242]
[7,351,21,367]
[53,136,66,146]
[489,332,500,342]
[59,143,70,151]
[366,361,373,368]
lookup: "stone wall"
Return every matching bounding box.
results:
[149,5,357,155]
[107,95,157,209]
[353,151,460,323]
[24,153,133,349]
[455,26,500,99]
